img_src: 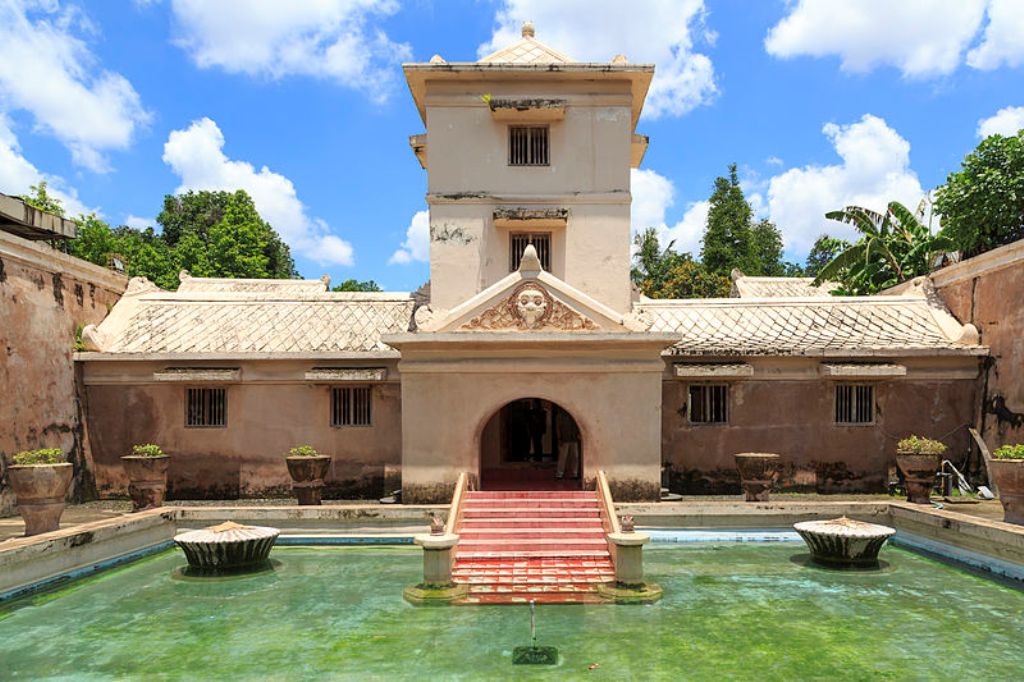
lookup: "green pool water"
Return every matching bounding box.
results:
[2,543,1023,680]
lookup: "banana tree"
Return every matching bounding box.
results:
[813,201,955,295]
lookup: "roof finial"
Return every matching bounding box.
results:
[521,20,535,38]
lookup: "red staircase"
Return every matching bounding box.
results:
[451,490,614,604]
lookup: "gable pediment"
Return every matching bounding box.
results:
[416,247,644,333]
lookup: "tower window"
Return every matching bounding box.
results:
[510,232,551,271]
[509,126,549,166]
[688,384,728,423]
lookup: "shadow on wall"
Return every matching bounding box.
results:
[664,461,887,496]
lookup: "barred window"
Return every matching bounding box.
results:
[510,232,551,271]
[186,388,226,428]
[509,126,549,166]
[332,386,372,427]
[835,384,875,424]
[688,384,728,423]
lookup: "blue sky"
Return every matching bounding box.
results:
[1,0,1022,291]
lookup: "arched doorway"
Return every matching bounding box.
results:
[479,398,583,490]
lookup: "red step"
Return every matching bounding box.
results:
[452,489,614,605]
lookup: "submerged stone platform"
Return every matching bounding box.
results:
[173,521,280,569]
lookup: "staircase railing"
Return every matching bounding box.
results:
[445,471,471,536]
[595,470,620,564]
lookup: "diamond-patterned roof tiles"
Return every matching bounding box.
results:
[731,277,834,298]
[640,298,963,356]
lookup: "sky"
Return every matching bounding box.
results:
[1,0,1022,291]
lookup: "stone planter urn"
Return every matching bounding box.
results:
[989,448,1024,525]
[734,453,780,502]
[794,517,896,566]
[285,449,332,505]
[7,462,73,536]
[121,454,170,511]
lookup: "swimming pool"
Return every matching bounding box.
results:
[2,540,1022,680]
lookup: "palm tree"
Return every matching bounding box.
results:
[813,200,955,295]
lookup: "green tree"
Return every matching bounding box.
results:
[157,190,297,280]
[18,181,65,217]
[332,279,382,292]
[815,201,954,295]
[803,235,850,278]
[749,218,785,276]
[934,130,1024,257]
[631,227,730,299]
[701,163,754,275]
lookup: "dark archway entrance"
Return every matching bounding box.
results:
[479,398,583,491]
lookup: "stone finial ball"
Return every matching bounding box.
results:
[522,21,535,38]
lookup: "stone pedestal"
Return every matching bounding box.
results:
[734,452,780,502]
[989,460,1024,525]
[174,521,280,570]
[285,456,331,505]
[404,533,468,604]
[597,531,662,604]
[7,463,73,536]
[896,452,940,504]
[793,517,895,566]
[121,455,169,511]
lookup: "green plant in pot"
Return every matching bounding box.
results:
[121,444,170,512]
[285,445,332,506]
[6,448,73,536]
[895,436,946,504]
[990,444,1024,525]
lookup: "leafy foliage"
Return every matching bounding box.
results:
[131,444,166,458]
[993,444,1024,460]
[701,164,754,276]
[64,190,297,290]
[12,448,65,465]
[749,219,786,276]
[934,131,1024,257]
[896,435,947,455]
[18,181,65,217]
[288,444,322,458]
[803,235,850,278]
[814,201,953,295]
[631,228,730,299]
[332,279,382,292]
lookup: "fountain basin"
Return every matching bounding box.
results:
[793,517,895,566]
[173,522,280,570]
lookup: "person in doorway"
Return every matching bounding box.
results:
[527,400,547,461]
[555,407,580,479]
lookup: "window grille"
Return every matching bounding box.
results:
[835,384,875,424]
[509,126,549,166]
[688,384,728,423]
[186,388,226,427]
[332,386,372,427]
[509,232,552,271]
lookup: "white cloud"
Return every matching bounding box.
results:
[480,0,716,118]
[765,0,987,78]
[163,117,354,266]
[968,0,1024,69]
[0,1,149,171]
[389,209,429,265]
[766,115,925,255]
[977,105,1024,137]
[631,168,707,254]
[169,0,411,102]
[124,214,155,229]
[0,114,94,217]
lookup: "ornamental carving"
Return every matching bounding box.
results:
[460,282,598,331]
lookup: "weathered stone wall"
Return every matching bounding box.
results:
[933,240,1024,453]
[0,232,126,515]
[80,360,402,500]
[661,358,980,494]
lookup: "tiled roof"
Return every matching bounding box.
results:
[731,276,834,298]
[640,297,975,356]
[91,278,413,356]
[176,276,327,294]
[479,33,574,65]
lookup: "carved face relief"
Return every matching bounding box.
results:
[514,285,549,328]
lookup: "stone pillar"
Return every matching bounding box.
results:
[403,533,468,605]
[597,530,663,604]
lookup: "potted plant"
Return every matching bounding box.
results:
[734,452,781,502]
[285,445,331,505]
[5,448,73,536]
[121,443,170,511]
[895,436,946,504]
[990,444,1024,525]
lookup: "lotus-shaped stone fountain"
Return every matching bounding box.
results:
[793,517,895,566]
[174,521,280,570]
